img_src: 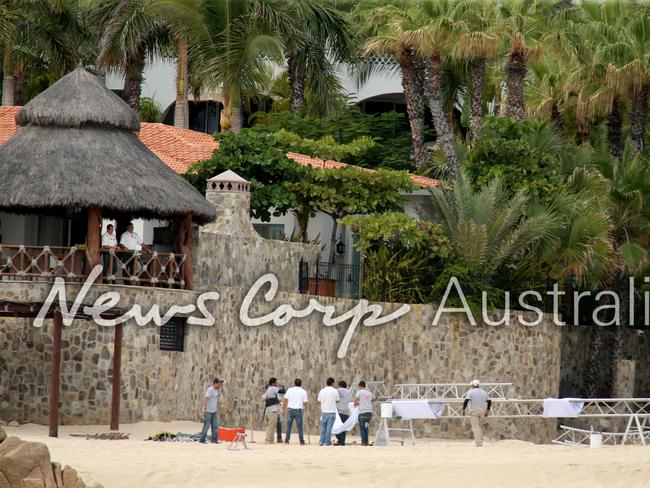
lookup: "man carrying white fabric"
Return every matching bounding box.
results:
[462,379,491,447]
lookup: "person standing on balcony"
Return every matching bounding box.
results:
[335,380,351,446]
[462,379,491,447]
[263,377,282,444]
[199,378,223,444]
[354,381,373,446]
[101,224,118,282]
[317,377,340,446]
[119,222,147,279]
[283,378,308,445]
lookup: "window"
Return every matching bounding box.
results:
[159,318,185,352]
[253,223,285,240]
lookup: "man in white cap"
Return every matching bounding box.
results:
[462,379,491,446]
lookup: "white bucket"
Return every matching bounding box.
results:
[380,402,393,418]
[590,433,602,448]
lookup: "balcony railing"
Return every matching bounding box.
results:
[0,244,186,289]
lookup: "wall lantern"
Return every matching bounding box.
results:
[336,239,345,256]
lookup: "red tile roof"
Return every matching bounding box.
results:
[286,152,440,188]
[0,106,439,188]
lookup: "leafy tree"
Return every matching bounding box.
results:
[341,212,449,256]
[286,166,416,262]
[251,108,420,170]
[184,130,305,221]
[464,117,565,199]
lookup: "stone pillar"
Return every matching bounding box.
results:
[203,170,256,237]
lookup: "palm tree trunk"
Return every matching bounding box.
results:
[174,36,189,129]
[2,46,14,106]
[550,101,563,134]
[122,46,145,113]
[469,57,486,142]
[400,47,427,169]
[629,83,648,153]
[230,93,243,132]
[504,49,526,121]
[607,95,624,159]
[287,52,306,115]
[577,118,589,144]
[584,326,603,397]
[425,51,459,179]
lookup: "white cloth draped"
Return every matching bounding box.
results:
[542,398,584,418]
[332,403,359,434]
[392,400,444,419]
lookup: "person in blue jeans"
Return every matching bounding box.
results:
[284,378,309,444]
[317,377,340,446]
[199,378,223,443]
[354,380,374,446]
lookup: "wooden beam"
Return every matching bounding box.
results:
[86,206,102,283]
[110,323,123,431]
[49,310,63,438]
[172,214,193,290]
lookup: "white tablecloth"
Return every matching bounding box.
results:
[542,398,584,418]
[332,403,359,434]
[392,400,444,419]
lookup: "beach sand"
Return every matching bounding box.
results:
[4,421,649,488]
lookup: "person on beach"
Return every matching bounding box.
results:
[317,377,340,446]
[263,377,282,444]
[335,380,351,446]
[276,383,287,443]
[199,378,223,444]
[283,378,308,444]
[462,379,492,447]
[354,381,373,446]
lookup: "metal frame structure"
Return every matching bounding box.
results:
[379,382,650,446]
[392,382,515,401]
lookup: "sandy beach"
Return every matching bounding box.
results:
[4,421,649,488]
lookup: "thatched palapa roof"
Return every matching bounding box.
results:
[0,67,216,224]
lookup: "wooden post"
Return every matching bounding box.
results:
[86,206,102,283]
[172,214,193,290]
[110,322,123,431]
[49,310,63,438]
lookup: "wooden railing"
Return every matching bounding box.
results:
[0,244,187,289]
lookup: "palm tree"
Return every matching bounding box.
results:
[452,0,501,142]
[1,0,83,106]
[361,0,429,169]
[429,171,556,275]
[283,1,355,115]
[601,2,650,153]
[93,0,173,113]
[498,0,553,121]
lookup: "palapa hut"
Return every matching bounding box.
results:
[0,66,215,289]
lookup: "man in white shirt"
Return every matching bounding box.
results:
[119,222,145,251]
[462,379,492,447]
[101,224,118,282]
[119,222,148,279]
[317,377,340,446]
[199,378,223,444]
[283,378,308,445]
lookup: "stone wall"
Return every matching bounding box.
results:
[195,175,321,293]
[559,325,650,398]
[0,279,562,443]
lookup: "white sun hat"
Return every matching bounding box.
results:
[471,379,480,387]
